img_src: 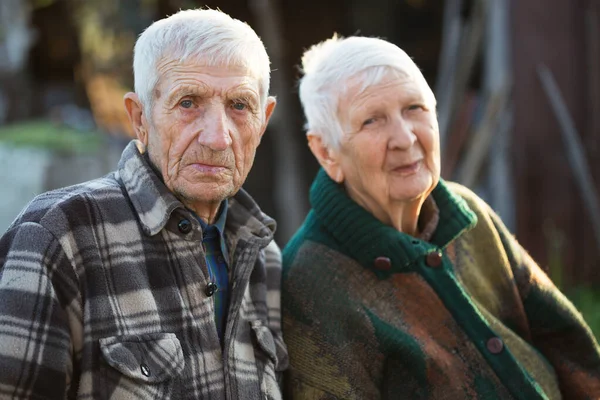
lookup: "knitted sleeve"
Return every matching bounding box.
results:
[489,210,600,398]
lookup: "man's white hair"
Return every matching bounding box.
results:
[299,35,436,149]
[133,8,271,119]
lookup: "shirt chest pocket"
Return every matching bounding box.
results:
[99,332,185,399]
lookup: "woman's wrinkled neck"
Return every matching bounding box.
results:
[344,184,427,237]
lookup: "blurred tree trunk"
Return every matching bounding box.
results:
[0,0,36,124]
[69,0,159,137]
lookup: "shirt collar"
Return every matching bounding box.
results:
[196,200,229,261]
[116,140,182,236]
[205,199,228,235]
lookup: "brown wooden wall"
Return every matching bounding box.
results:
[511,0,600,285]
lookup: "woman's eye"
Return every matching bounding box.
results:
[362,118,376,127]
[180,100,193,109]
[232,102,247,111]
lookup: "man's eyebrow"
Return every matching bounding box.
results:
[227,88,259,102]
[165,84,209,106]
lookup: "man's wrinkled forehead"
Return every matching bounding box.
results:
[154,56,261,98]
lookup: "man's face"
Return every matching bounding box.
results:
[141,61,274,212]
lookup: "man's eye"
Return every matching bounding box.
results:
[232,102,247,111]
[180,100,193,109]
[408,104,423,111]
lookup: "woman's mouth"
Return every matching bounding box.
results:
[391,160,422,175]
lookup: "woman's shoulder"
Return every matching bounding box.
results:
[443,181,488,211]
[442,180,519,258]
[282,210,359,285]
[441,180,502,227]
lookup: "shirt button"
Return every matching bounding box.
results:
[374,256,391,270]
[140,363,150,377]
[426,251,443,268]
[487,337,504,354]
[205,282,218,297]
[178,219,192,234]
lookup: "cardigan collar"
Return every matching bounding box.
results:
[309,168,477,276]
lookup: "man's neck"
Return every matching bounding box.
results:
[187,200,223,225]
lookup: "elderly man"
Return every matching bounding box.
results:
[0,9,287,400]
[282,35,600,399]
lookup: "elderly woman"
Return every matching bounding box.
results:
[282,35,600,399]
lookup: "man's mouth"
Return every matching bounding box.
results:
[189,163,228,174]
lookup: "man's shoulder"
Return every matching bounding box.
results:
[263,239,282,259]
[10,172,125,232]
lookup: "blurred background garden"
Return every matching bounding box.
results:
[0,0,598,337]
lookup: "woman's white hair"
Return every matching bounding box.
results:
[133,8,271,119]
[299,35,436,149]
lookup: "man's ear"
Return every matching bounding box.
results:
[307,133,344,183]
[124,92,148,146]
[259,96,277,139]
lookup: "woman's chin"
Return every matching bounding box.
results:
[388,173,433,202]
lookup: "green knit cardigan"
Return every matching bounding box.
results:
[282,169,600,400]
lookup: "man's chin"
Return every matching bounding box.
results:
[175,184,237,205]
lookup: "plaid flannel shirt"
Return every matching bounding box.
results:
[0,140,288,400]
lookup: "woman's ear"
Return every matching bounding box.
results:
[307,133,344,183]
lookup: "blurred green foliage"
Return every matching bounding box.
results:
[566,286,600,341]
[0,120,103,153]
[544,220,599,340]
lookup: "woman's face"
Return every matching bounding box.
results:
[327,71,440,225]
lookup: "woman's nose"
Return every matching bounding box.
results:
[388,116,417,149]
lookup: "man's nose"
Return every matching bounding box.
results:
[388,115,417,149]
[198,105,232,151]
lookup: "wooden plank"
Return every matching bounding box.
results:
[441,91,478,178]
[489,106,515,231]
[435,0,463,147]
[456,0,511,189]
[456,84,509,187]
[439,0,487,151]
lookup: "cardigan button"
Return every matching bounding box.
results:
[374,257,392,270]
[425,251,443,268]
[487,337,504,354]
[178,219,192,234]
